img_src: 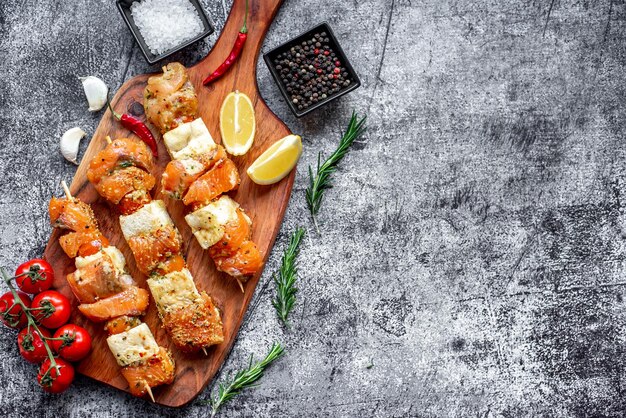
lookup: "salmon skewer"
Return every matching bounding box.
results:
[163,121,263,288]
[86,137,224,354]
[103,311,173,400]
[145,64,263,290]
[48,185,174,400]
[49,195,148,316]
[118,199,224,352]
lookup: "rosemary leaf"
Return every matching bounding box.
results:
[306,111,367,232]
[272,227,306,326]
[207,343,285,417]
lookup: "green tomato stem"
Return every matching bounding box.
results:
[1,268,58,372]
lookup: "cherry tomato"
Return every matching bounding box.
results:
[52,324,92,362]
[31,291,70,329]
[17,327,52,363]
[15,259,54,294]
[37,357,74,393]
[0,291,31,329]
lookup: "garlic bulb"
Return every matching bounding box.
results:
[79,76,108,111]
[60,127,86,165]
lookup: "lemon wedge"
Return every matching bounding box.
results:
[220,91,256,155]
[247,135,303,185]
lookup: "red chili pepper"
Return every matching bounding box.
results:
[202,0,249,86]
[107,99,158,157]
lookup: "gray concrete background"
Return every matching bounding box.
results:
[1,0,626,417]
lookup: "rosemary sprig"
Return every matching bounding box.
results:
[207,342,285,417]
[306,111,367,232]
[272,228,305,327]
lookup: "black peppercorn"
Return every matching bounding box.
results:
[272,31,356,113]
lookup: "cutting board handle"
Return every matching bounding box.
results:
[192,0,285,88]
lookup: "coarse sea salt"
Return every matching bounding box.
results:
[131,0,204,55]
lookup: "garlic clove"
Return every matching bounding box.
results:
[79,76,108,112]
[60,127,87,165]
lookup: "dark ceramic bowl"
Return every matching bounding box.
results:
[116,0,214,64]
[263,22,361,118]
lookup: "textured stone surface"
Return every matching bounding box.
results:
[1,0,626,416]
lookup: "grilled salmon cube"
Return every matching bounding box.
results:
[120,347,175,397]
[78,286,149,322]
[162,292,224,353]
[183,158,240,210]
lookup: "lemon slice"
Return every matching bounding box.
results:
[220,91,256,155]
[247,135,303,185]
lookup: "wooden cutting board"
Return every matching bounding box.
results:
[42,0,292,407]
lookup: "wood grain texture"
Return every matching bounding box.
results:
[42,0,291,407]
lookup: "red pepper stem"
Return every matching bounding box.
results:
[106,96,122,121]
[241,0,249,34]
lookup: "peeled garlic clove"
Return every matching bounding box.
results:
[60,127,86,165]
[79,76,108,112]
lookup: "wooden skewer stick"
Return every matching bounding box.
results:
[144,382,155,403]
[61,181,72,200]
[236,278,245,293]
[202,347,208,356]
